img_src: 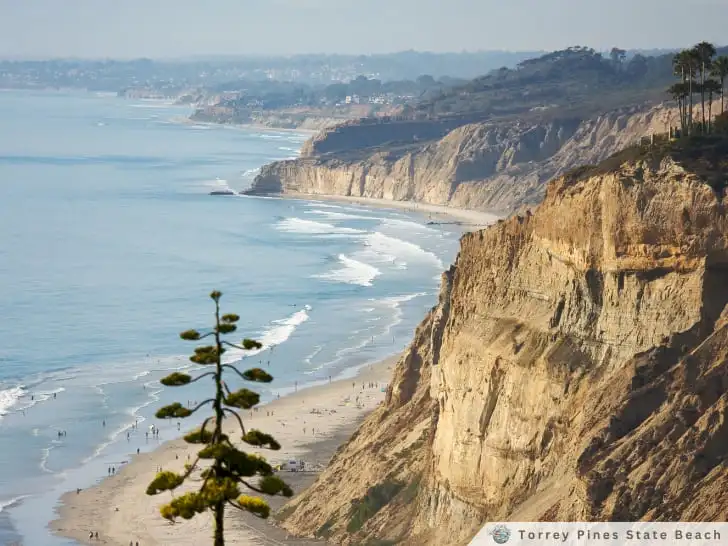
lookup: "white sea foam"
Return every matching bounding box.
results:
[93,385,109,409]
[303,345,324,366]
[379,292,429,307]
[276,217,364,236]
[259,305,311,347]
[382,218,438,233]
[304,209,384,221]
[313,254,381,287]
[0,385,24,418]
[304,202,345,210]
[364,232,444,269]
[40,446,55,474]
[241,167,260,178]
[130,103,175,109]
[222,305,312,363]
[204,177,235,193]
[19,386,67,411]
[303,293,428,375]
[0,495,29,513]
[369,292,429,340]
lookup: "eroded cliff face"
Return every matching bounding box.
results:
[248,104,684,215]
[279,154,728,545]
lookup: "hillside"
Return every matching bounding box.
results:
[245,46,728,215]
[409,46,677,119]
[275,138,728,545]
[245,47,710,214]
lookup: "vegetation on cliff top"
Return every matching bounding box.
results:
[668,42,728,137]
[562,128,728,194]
[409,45,728,120]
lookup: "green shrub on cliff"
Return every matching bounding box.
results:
[347,479,405,533]
[147,291,292,546]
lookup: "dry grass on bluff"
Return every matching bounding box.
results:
[562,133,728,194]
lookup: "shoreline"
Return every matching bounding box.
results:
[171,116,320,135]
[277,191,503,228]
[51,356,396,545]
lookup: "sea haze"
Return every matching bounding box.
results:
[0,90,462,545]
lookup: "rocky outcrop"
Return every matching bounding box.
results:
[247,104,684,215]
[279,147,728,545]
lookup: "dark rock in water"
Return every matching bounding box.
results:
[209,190,237,196]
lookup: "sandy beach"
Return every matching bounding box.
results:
[51,357,395,545]
[280,191,502,228]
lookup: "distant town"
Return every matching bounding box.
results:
[0,48,683,130]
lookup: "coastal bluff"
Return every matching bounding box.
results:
[246,104,683,215]
[277,143,728,544]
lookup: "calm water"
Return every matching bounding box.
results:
[0,90,461,545]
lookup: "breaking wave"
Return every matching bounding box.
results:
[313,254,381,287]
[0,385,24,419]
[276,217,364,236]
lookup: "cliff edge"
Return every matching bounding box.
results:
[278,138,728,545]
[247,105,683,215]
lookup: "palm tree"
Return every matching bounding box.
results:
[711,56,728,115]
[693,42,717,131]
[673,50,697,135]
[704,79,722,133]
[668,82,689,134]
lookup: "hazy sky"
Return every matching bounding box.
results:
[1,0,727,59]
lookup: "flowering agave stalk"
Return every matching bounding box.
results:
[146,291,292,546]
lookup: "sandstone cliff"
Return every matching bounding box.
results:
[248,104,686,215]
[278,141,728,545]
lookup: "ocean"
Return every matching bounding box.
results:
[0,90,462,545]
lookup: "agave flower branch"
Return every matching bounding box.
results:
[146,291,292,546]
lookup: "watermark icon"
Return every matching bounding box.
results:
[488,524,512,544]
[471,522,727,545]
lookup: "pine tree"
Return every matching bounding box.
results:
[146,291,292,546]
